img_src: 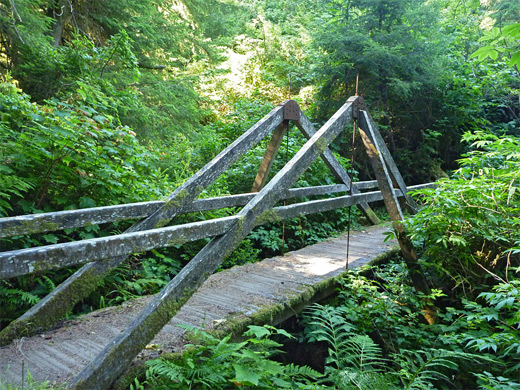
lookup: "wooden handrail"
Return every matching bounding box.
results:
[1,185,436,280]
[0,181,380,239]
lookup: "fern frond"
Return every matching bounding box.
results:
[338,369,399,390]
[0,282,40,305]
[283,363,324,380]
[344,334,385,373]
[305,303,356,369]
[399,349,460,390]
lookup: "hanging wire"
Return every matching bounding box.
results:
[346,121,356,268]
[346,73,360,268]
[281,74,291,256]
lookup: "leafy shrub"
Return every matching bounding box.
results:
[0,77,171,218]
[134,325,324,390]
[408,132,520,292]
[300,261,515,390]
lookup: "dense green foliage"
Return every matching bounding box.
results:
[0,0,519,388]
[133,325,324,390]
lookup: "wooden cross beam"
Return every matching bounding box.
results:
[250,99,380,224]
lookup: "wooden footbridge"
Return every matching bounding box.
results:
[0,96,433,389]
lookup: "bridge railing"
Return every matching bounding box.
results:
[0,181,433,280]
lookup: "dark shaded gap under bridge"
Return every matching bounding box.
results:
[0,224,396,388]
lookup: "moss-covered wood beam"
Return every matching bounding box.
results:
[251,121,288,192]
[0,182,382,238]
[358,111,431,298]
[0,184,432,282]
[359,110,419,214]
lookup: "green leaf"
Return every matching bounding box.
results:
[244,325,271,339]
[79,196,96,208]
[233,364,260,386]
[43,234,59,244]
[488,49,499,60]
[509,52,520,68]
[503,23,520,38]
[93,115,107,124]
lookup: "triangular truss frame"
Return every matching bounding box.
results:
[0,96,421,389]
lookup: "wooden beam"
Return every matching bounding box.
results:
[0,183,430,281]
[252,122,287,192]
[0,189,303,239]
[0,182,380,238]
[293,108,381,225]
[358,112,404,221]
[0,217,237,280]
[358,111,430,296]
[359,110,418,214]
[0,202,163,238]
[68,96,360,390]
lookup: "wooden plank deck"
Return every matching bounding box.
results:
[0,224,396,388]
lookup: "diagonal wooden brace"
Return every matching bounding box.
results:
[293,106,380,225]
[358,110,418,214]
[358,111,430,297]
[252,121,287,192]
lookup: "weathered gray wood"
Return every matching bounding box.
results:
[252,122,287,192]
[354,180,378,190]
[0,183,429,281]
[68,97,359,390]
[358,112,404,221]
[358,113,430,297]
[0,105,285,343]
[360,110,418,213]
[0,178,419,345]
[276,189,386,218]
[293,109,381,225]
[0,182,380,239]
[276,183,429,219]
[0,202,163,239]
[0,217,238,280]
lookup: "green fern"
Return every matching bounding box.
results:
[0,281,40,323]
[0,166,34,217]
[305,304,398,390]
[143,325,324,389]
[398,349,465,390]
[305,304,356,369]
[338,370,399,390]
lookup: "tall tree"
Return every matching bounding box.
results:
[309,0,444,182]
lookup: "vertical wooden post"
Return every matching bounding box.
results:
[252,122,287,192]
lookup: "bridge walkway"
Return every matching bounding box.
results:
[0,224,395,388]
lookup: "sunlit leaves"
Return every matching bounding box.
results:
[471,23,520,67]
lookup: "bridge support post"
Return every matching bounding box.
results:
[358,111,431,298]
